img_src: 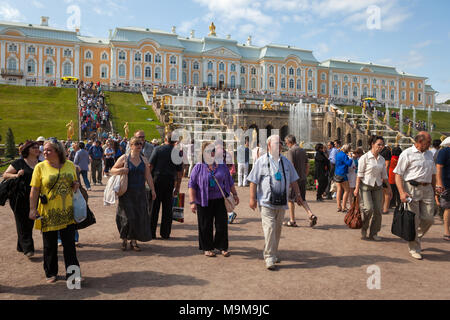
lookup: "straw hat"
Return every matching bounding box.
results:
[36,136,45,142]
[151,139,159,144]
[440,137,450,148]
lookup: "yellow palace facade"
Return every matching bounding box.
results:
[0,17,437,108]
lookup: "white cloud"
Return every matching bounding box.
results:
[397,50,424,70]
[413,40,432,49]
[32,0,44,8]
[179,18,200,34]
[314,43,330,59]
[436,93,450,104]
[0,2,25,21]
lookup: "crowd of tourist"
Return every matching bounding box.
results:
[2,127,449,282]
[79,82,110,140]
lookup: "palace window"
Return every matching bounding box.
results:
[251,67,256,75]
[230,64,236,72]
[363,78,368,84]
[281,67,286,75]
[353,86,358,97]
[45,60,54,75]
[183,72,187,84]
[241,66,245,74]
[135,65,141,78]
[101,52,109,60]
[281,78,286,89]
[85,51,92,59]
[64,49,72,58]
[333,75,338,81]
[118,64,126,78]
[297,79,302,90]
[101,66,108,79]
[145,66,152,78]
[382,89,386,100]
[418,82,422,89]
[7,57,17,70]
[183,61,187,69]
[46,47,54,56]
[333,85,339,96]
[219,62,225,71]
[390,89,395,100]
[289,68,294,76]
[373,88,377,98]
[27,59,36,74]
[289,79,294,89]
[193,61,199,70]
[193,73,199,85]
[231,75,236,88]
[308,70,313,77]
[373,78,377,84]
[353,77,358,83]
[135,52,142,62]
[269,65,274,74]
[170,68,177,81]
[382,80,386,86]
[401,91,406,100]
[402,81,406,87]
[343,85,348,96]
[344,75,348,82]
[208,74,213,86]
[269,77,274,88]
[208,61,213,70]
[85,64,92,78]
[155,67,161,79]
[63,62,72,76]
[308,80,313,91]
[297,68,301,77]
[363,87,368,96]
[155,54,162,63]
[241,77,245,88]
[119,51,126,60]
[170,56,177,65]
[410,82,414,89]
[410,91,414,101]
[27,46,36,54]
[390,80,395,87]
[8,43,17,52]
[321,83,326,94]
[145,53,152,63]
[251,78,256,89]
[321,73,326,80]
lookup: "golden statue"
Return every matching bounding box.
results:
[395,133,402,145]
[66,120,74,140]
[124,122,129,139]
[407,122,412,137]
[344,110,348,120]
[153,87,157,100]
[252,128,258,149]
[363,101,366,112]
[365,118,370,135]
[262,99,274,110]
[383,112,387,123]
[324,98,329,108]
[161,99,165,111]
[209,22,216,36]
[206,90,211,103]
[299,141,305,148]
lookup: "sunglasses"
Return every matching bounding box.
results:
[49,137,58,144]
[133,142,143,146]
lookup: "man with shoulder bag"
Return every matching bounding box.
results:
[394,132,436,260]
[247,135,309,271]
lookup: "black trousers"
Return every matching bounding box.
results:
[317,176,328,199]
[390,183,401,208]
[197,198,228,252]
[42,224,80,279]
[10,200,35,255]
[151,175,175,239]
[91,159,102,183]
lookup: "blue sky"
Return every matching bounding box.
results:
[1,0,449,102]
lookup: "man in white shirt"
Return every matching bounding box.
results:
[394,131,436,260]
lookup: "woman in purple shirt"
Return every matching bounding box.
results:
[188,142,239,258]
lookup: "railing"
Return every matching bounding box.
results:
[1,68,24,77]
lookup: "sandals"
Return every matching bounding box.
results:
[130,241,141,252]
[221,251,231,257]
[337,208,343,212]
[309,215,318,227]
[46,276,57,284]
[444,235,450,241]
[121,240,127,251]
[204,251,216,257]
[283,221,298,227]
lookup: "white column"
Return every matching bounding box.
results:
[0,41,5,70]
[236,62,241,88]
[74,45,80,79]
[56,47,61,84]
[20,43,26,85]
[329,70,332,97]
[162,53,166,84]
[129,49,134,82]
[38,45,43,84]
[111,48,116,83]
[203,59,207,86]
[262,64,267,90]
[178,55,182,86]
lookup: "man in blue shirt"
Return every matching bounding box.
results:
[89,140,104,185]
[247,135,304,271]
[436,139,450,241]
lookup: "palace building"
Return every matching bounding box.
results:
[0,17,437,107]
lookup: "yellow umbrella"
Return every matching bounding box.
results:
[364,97,376,101]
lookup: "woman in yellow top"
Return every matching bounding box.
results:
[29,138,81,284]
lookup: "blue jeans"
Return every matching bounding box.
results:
[58,230,79,243]
[80,170,91,189]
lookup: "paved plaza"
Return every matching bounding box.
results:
[0,181,448,300]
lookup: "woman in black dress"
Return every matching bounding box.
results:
[314,143,330,202]
[3,141,40,258]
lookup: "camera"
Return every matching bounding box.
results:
[270,191,287,206]
[39,194,48,204]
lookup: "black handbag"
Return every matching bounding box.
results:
[75,205,96,230]
[391,203,416,241]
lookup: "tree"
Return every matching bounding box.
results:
[445,99,450,105]
[5,128,16,159]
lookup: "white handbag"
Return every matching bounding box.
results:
[213,176,236,212]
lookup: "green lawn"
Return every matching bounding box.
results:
[0,85,78,143]
[339,105,450,139]
[106,91,162,140]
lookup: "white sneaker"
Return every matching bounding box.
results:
[411,252,423,260]
[370,235,382,241]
